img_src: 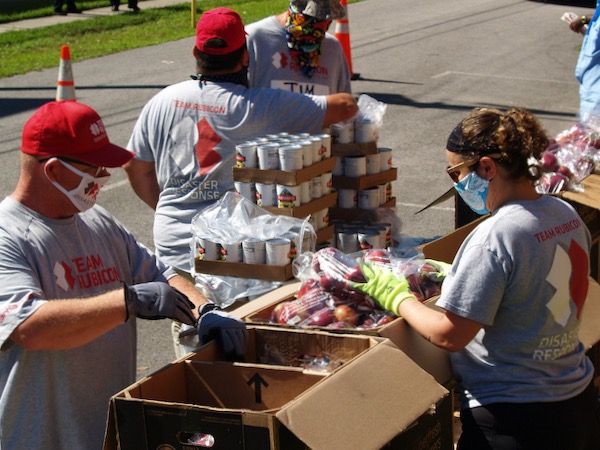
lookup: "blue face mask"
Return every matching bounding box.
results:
[454,171,490,215]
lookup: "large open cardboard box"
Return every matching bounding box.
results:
[104,327,453,450]
[238,284,453,387]
[233,214,600,387]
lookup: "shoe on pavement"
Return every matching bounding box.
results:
[66,8,83,13]
[111,5,119,11]
[54,10,67,15]
[128,5,140,12]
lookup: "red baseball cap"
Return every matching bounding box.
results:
[195,7,247,55]
[21,101,134,168]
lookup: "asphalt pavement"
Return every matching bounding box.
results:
[0,0,596,378]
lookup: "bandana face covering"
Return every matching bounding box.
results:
[46,158,110,212]
[285,6,332,78]
[192,66,249,88]
[453,171,490,215]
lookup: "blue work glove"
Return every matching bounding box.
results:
[197,304,248,359]
[350,263,417,314]
[123,282,196,325]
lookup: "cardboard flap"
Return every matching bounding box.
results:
[580,277,600,349]
[562,174,600,210]
[276,340,448,450]
[415,187,455,214]
[421,216,486,263]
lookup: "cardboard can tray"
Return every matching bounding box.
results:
[195,259,294,282]
[261,192,338,218]
[315,224,334,244]
[233,157,336,186]
[332,167,397,190]
[328,197,397,221]
[331,141,378,156]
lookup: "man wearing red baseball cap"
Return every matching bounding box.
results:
[0,101,247,450]
[124,7,357,358]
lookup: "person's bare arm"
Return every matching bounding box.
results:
[9,290,127,351]
[398,297,483,352]
[322,92,358,128]
[123,158,160,210]
[167,274,209,315]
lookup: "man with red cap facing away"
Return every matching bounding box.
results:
[124,7,358,357]
[0,101,247,450]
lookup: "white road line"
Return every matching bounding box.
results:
[432,71,577,85]
[104,179,129,191]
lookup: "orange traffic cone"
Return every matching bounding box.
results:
[334,0,360,80]
[56,45,76,101]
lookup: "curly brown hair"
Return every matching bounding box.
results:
[457,107,549,180]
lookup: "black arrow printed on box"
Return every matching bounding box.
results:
[247,373,269,403]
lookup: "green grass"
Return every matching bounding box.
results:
[0,0,290,78]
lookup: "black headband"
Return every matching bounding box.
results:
[446,123,500,155]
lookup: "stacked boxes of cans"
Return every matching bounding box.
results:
[327,122,397,251]
[193,225,311,282]
[232,132,337,245]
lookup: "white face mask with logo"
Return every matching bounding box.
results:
[45,158,110,212]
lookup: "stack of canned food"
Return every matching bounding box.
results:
[235,132,331,171]
[195,226,313,266]
[333,220,392,254]
[233,132,334,225]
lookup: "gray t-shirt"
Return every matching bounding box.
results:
[127,79,328,271]
[437,195,594,409]
[246,15,352,95]
[0,197,173,449]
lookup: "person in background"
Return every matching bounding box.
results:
[0,101,247,450]
[110,0,140,12]
[246,0,351,94]
[54,0,81,15]
[123,7,357,357]
[355,107,600,449]
[569,3,600,121]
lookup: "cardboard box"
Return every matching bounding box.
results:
[560,173,600,280]
[262,192,337,218]
[331,141,378,156]
[233,157,336,186]
[105,327,452,450]
[239,283,453,387]
[194,259,294,282]
[332,167,397,190]
[329,197,397,221]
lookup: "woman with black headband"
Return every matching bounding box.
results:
[355,107,600,449]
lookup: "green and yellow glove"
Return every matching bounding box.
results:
[421,259,452,283]
[351,263,417,314]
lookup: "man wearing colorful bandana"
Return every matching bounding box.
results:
[0,101,247,450]
[246,0,352,95]
[124,7,357,357]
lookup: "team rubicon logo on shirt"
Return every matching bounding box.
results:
[545,238,588,326]
[53,254,122,291]
[272,51,289,69]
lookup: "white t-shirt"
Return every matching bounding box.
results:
[437,195,594,409]
[127,79,328,271]
[246,15,352,95]
[0,198,173,449]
